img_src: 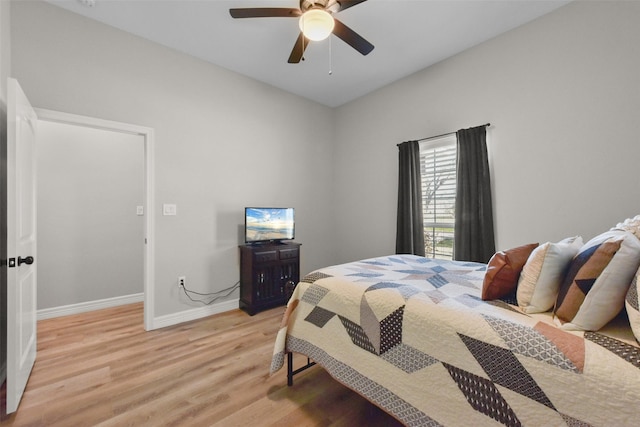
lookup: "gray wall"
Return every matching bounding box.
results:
[37,121,144,310]
[333,0,640,261]
[10,1,640,322]
[11,1,336,318]
[1,0,10,385]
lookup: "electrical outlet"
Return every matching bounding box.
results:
[178,276,186,288]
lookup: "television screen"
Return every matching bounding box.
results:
[245,207,295,243]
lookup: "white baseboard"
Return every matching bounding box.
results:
[37,293,144,320]
[151,299,240,330]
[36,294,239,329]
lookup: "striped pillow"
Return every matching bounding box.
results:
[626,269,640,343]
[554,230,640,331]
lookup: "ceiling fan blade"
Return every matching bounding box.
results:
[332,18,374,56]
[336,0,368,13]
[288,33,309,64]
[229,8,301,19]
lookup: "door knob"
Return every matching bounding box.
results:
[18,256,34,266]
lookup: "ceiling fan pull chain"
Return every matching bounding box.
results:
[329,35,333,75]
[301,18,304,59]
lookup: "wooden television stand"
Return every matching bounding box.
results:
[239,241,301,315]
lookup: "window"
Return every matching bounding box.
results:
[419,135,457,259]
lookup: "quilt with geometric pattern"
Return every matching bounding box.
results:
[271,255,640,426]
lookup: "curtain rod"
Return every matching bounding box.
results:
[398,123,491,146]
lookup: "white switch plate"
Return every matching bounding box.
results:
[163,204,177,216]
[136,206,144,216]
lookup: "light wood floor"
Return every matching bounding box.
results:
[0,303,403,426]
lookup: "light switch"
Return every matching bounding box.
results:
[163,204,177,216]
[136,206,144,216]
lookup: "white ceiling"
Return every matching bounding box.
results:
[44,0,571,107]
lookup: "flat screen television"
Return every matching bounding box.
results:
[245,207,295,244]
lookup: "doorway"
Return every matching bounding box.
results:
[37,120,143,314]
[34,109,155,330]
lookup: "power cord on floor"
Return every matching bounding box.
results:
[179,281,240,305]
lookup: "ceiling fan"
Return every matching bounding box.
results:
[229,0,374,63]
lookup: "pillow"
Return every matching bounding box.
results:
[625,268,640,343]
[611,214,640,240]
[554,230,640,331]
[517,236,583,313]
[482,243,539,301]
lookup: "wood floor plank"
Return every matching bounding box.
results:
[1,303,402,426]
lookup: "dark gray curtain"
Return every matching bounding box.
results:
[396,140,425,256]
[454,126,495,263]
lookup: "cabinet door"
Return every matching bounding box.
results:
[253,265,272,302]
[279,261,299,285]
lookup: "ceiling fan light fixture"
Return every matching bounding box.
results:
[299,9,335,41]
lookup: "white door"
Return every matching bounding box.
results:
[6,78,38,414]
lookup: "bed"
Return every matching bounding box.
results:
[270,253,640,426]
